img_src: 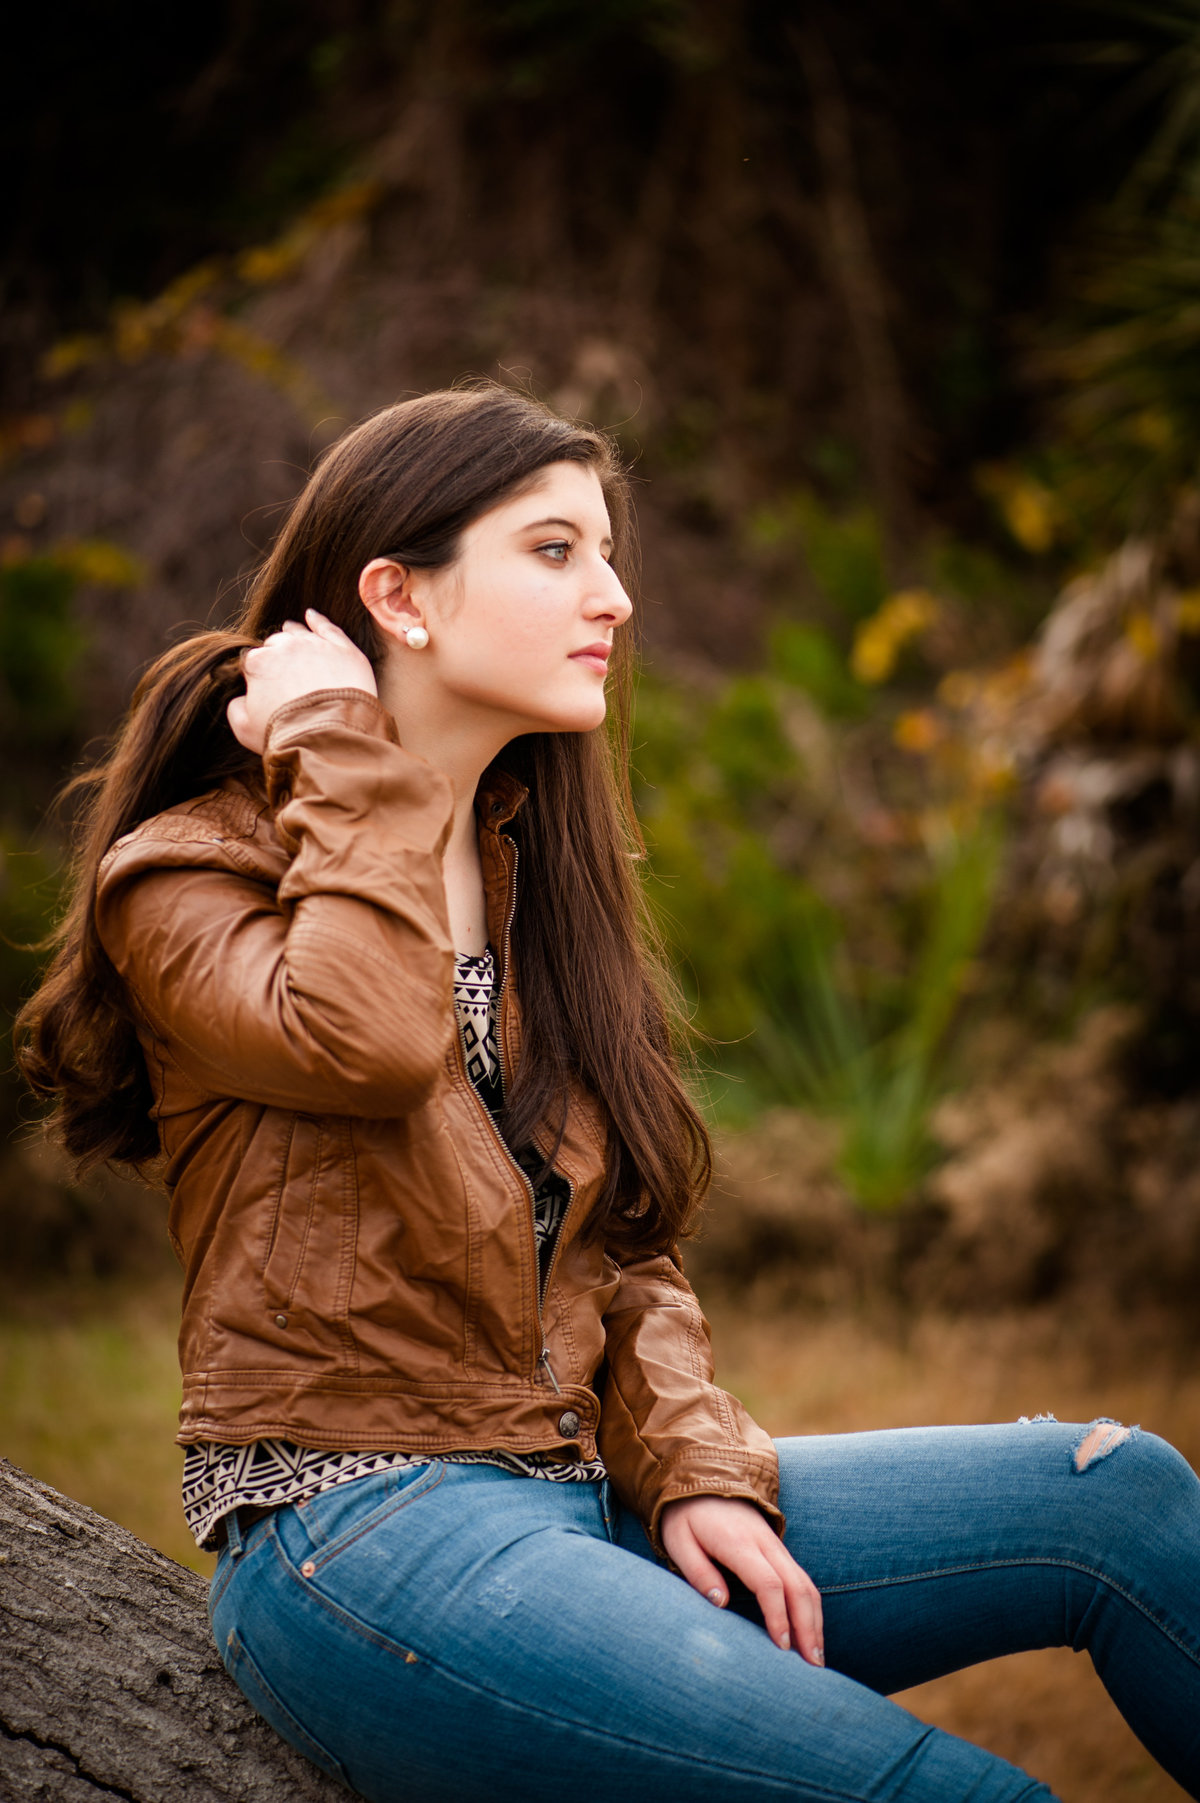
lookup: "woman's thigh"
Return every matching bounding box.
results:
[614,1420,1200,1795]
[756,1420,1200,1703]
[210,1461,1053,1803]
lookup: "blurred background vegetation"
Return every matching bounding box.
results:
[5,3,1200,1787]
[5,0,1199,1299]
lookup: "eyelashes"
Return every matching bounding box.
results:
[535,539,613,567]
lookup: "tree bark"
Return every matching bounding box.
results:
[0,1458,347,1801]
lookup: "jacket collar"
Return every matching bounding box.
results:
[474,766,529,976]
[474,765,530,836]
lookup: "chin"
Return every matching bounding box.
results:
[516,692,608,736]
[555,700,609,734]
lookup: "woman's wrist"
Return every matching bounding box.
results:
[229,611,377,754]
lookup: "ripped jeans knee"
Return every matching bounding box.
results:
[1071,1418,1134,1474]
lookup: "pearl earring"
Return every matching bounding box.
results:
[405,626,429,649]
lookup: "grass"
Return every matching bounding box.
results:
[0,1274,210,1574]
[1,1276,1195,1797]
[742,816,1005,1208]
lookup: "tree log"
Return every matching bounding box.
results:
[0,1459,347,1800]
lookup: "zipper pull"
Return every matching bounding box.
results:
[539,1347,562,1394]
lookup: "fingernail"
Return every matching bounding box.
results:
[813,1647,825,1666]
[706,1587,725,1606]
[777,1631,790,1650]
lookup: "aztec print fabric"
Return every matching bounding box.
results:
[453,949,573,1269]
[182,945,603,1550]
[183,1438,609,1552]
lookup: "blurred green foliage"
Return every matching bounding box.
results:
[0,557,87,746]
[748,822,1002,1211]
[766,621,869,720]
[0,540,143,1136]
[633,635,1006,1208]
[1009,4,1200,549]
[748,492,888,623]
[9,0,1200,1249]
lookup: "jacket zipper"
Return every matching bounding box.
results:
[454,834,575,1395]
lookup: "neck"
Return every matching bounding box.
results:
[375,663,514,898]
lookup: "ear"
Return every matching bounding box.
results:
[358,557,425,644]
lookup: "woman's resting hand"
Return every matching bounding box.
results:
[229,610,378,752]
[659,1495,825,1665]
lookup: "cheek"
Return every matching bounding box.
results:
[485,584,566,657]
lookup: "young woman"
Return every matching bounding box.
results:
[18,385,1200,1801]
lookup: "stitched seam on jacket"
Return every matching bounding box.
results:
[261,1114,297,1283]
[336,1119,361,1375]
[286,1118,324,1308]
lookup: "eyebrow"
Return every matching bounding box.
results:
[523,515,614,550]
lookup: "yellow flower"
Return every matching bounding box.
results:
[851,589,939,685]
[977,465,1060,554]
[1124,611,1160,661]
[54,539,145,588]
[1175,591,1200,635]
[238,240,305,287]
[42,336,103,379]
[306,179,382,228]
[937,670,978,711]
[894,709,942,754]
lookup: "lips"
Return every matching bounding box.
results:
[570,643,612,673]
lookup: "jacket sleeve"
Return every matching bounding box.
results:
[94,690,459,1117]
[597,1247,784,1553]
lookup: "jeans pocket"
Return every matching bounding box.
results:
[294,1460,445,1566]
[224,1626,350,1784]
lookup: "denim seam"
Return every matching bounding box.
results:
[226,1626,350,1782]
[208,1554,236,1620]
[259,1545,914,1803]
[819,1557,1200,1667]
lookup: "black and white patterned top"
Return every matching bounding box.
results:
[453,950,573,1267]
[182,944,604,1550]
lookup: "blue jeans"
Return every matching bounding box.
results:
[208,1421,1200,1801]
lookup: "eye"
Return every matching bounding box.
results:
[536,539,572,563]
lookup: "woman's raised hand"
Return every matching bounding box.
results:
[659,1494,825,1665]
[228,610,378,753]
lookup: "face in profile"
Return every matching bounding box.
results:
[382,461,633,740]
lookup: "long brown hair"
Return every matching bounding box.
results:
[16,382,711,1253]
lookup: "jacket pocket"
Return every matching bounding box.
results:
[261,1113,357,1346]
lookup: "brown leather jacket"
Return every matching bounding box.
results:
[95,689,781,1547]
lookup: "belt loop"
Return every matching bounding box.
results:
[600,1477,616,1542]
[224,1507,246,1560]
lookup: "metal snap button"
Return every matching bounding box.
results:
[557,1409,581,1437]
[301,1560,316,1578]
[274,1313,288,1329]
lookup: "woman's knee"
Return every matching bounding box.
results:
[1071,1422,1195,1500]
[1085,1424,1200,1517]
[1066,1423,1200,1604]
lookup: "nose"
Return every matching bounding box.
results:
[587,559,633,627]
